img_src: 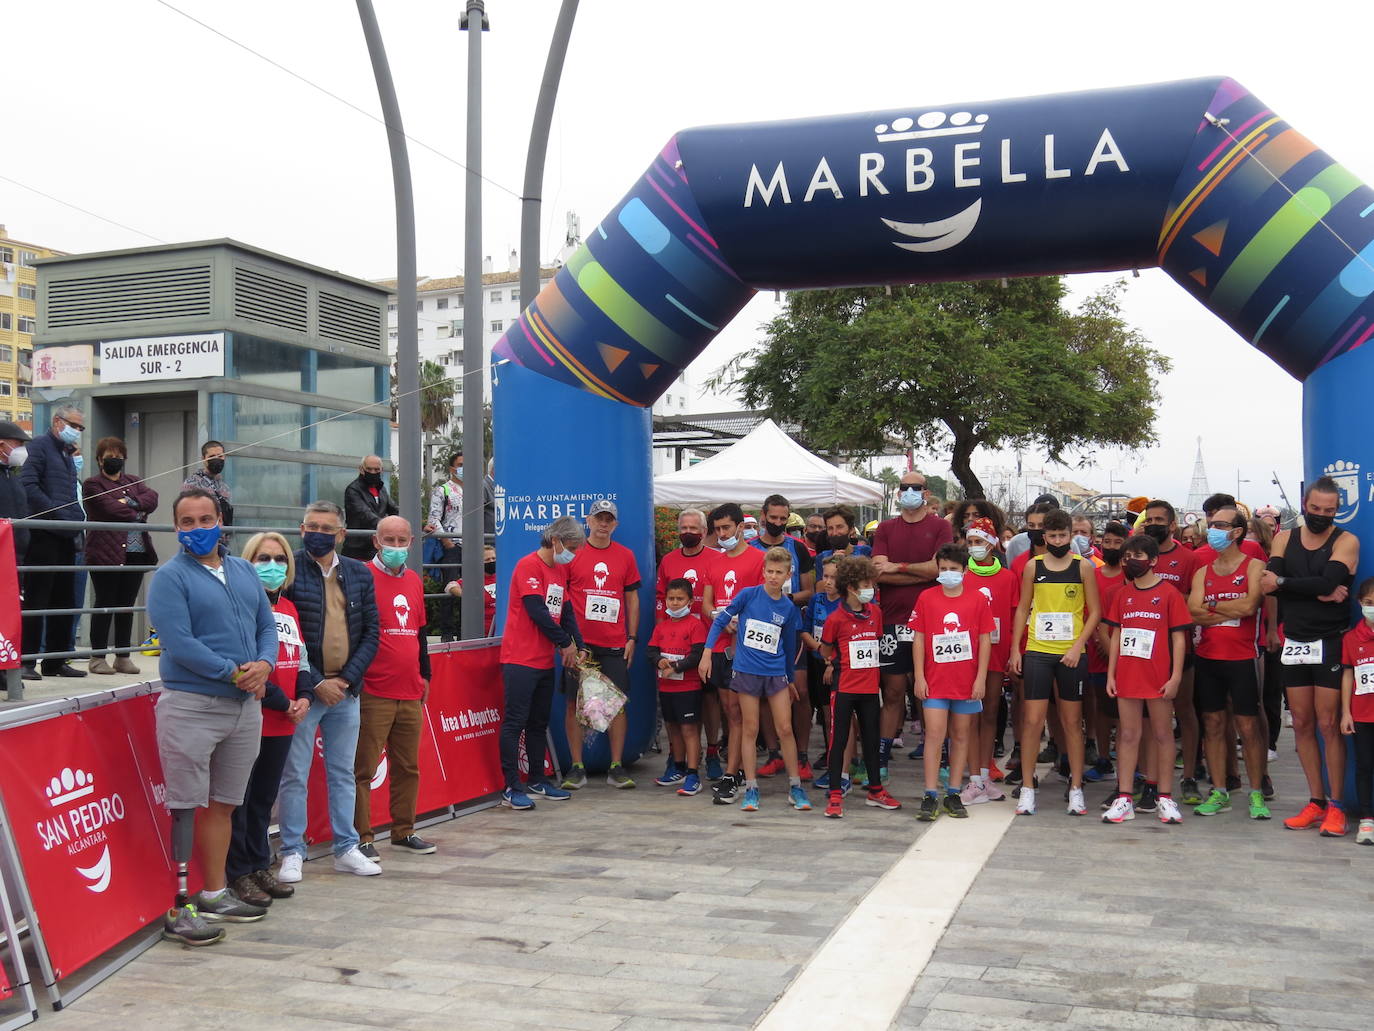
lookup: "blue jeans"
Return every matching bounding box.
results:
[278,692,361,857]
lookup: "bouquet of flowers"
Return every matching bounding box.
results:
[575,656,626,734]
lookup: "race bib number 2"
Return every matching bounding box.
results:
[1037,612,1074,642]
[1281,639,1323,665]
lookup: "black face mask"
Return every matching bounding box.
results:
[102,457,125,476]
[1045,541,1072,559]
[206,458,225,475]
[1124,557,1152,580]
[765,521,788,538]
[1027,528,1045,547]
[1142,524,1170,544]
[679,532,703,550]
[1304,512,1334,533]
[1100,546,1123,566]
[806,530,827,548]
[483,560,496,575]
[827,534,851,552]
[362,472,382,488]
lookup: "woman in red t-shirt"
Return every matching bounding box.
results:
[226,532,312,906]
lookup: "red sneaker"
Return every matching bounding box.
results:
[1284,801,1327,830]
[1319,806,1348,837]
[797,761,814,781]
[989,761,1005,782]
[757,757,785,777]
[865,787,902,810]
[824,791,843,818]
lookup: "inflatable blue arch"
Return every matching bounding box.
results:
[491,77,1374,767]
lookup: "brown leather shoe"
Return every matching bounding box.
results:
[254,868,295,899]
[231,874,272,907]
[87,658,115,675]
[113,656,140,675]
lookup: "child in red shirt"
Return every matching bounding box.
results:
[1103,533,1192,825]
[819,555,900,818]
[911,543,993,822]
[647,579,709,797]
[1340,577,1374,844]
[962,517,1017,804]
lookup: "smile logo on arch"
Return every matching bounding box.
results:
[882,199,982,253]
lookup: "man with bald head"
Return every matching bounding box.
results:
[354,515,435,856]
[342,455,398,561]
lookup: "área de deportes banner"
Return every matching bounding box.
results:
[0,521,20,670]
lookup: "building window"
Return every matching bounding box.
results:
[456,292,464,306]
[387,303,396,313]
[490,290,502,304]
[0,346,12,362]
[0,313,10,330]
[17,317,35,334]
[451,321,463,337]
[19,251,37,267]
[388,330,398,340]
[511,290,520,304]
[490,320,503,333]
[0,247,12,263]
[417,327,424,339]
[436,324,451,339]
[437,297,448,310]
[18,284,36,301]
[0,383,10,397]
[416,300,424,312]
[16,385,28,398]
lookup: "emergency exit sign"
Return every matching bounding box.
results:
[100,333,226,384]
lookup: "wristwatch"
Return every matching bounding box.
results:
[1275,576,1287,589]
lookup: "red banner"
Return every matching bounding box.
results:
[305,644,506,845]
[0,520,20,670]
[0,694,186,979]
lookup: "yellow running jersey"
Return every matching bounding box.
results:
[1026,554,1087,656]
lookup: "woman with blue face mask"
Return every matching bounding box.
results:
[225,532,311,908]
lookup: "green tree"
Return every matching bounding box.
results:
[391,359,456,433]
[712,278,1167,499]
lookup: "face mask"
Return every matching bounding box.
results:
[1124,557,1151,580]
[1100,546,1123,566]
[1363,605,1374,623]
[380,545,409,570]
[72,455,84,474]
[553,542,577,565]
[58,423,81,446]
[1046,541,1071,558]
[484,560,497,575]
[255,560,288,590]
[806,530,827,548]
[898,487,925,509]
[742,527,759,541]
[937,569,964,588]
[362,472,383,488]
[1027,528,1045,547]
[856,587,875,603]
[1304,512,1334,533]
[206,457,226,475]
[1142,524,1170,544]
[717,535,739,550]
[102,457,125,476]
[666,605,691,619]
[5,446,26,469]
[1206,528,1234,552]
[1073,535,1092,554]
[969,544,990,562]
[178,523,222,557]
[678,532,703,550]
[302,531,338,557]
[827,534,850,551]
[765,521,788,537]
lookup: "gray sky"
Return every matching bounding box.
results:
[7,0,1370,511]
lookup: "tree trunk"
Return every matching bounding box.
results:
[949,431,986,499]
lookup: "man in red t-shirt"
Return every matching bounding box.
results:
[872,471,953,775]
[355,517,435,856]
[1103,533,1192,825]
[564,499,641,789]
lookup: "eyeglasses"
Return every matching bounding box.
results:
[1207,521,1234,530]
[61,417,85,432]
[302,523,341,534]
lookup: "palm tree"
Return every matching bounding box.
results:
[391,359,456,432]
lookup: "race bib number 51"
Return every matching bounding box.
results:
[1119,627,1156,660]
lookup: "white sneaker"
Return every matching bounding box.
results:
[1157,796,1184,824]
[1067,787,1087,816]
[277,853,303,884]
[1102,794,1134,823]
[1015,786,1037,815]
[1357,819,1374,845]
[333,846,382,877]
[1267,748,1280,763]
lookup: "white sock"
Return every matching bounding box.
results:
[201,887,227,902]
[970,774,985,790]
[980,767,991,781]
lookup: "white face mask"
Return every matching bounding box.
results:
[856,587,875,604]
[666,605,691,619]
[5,445,27,469]
[969,544,990,561]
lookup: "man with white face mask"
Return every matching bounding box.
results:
[0,421,31,563]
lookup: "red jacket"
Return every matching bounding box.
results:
[82,473,159,567]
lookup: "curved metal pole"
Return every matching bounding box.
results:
[519,0,578,305]
[356,0,422,572]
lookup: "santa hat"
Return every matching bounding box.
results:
[966,517,998,546]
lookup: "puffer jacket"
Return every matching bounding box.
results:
[20,431,81,540]
[82,473,159,567]
[283,550,379,701]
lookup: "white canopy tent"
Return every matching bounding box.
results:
[653,419,885,507]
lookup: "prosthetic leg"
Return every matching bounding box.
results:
[171,807,195,908]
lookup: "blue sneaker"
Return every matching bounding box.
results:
[789,786,812,811]
[655,768,686,787]
[662,754,674,779]
[740,786,760,811]
[938,765,950,789]
[677,772,702,796]
[705,754,723,781]
[502,787,535,810]
[814,770,831,789]
[1083,764,1104,783]
[527,781,571,800]
[880,765,890,784]
[840,773,853,796]
[907,747,922,760]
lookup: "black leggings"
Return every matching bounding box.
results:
[227,734,293,880]
[1354,722,1374,820]
[1263,649,1284,751]
[89,568,147,651]
[828,692,881,789]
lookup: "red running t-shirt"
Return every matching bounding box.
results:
[263,597,304,737]
[649,615,708,694]
[365,563,427,700]
[704,546,765,652]
[1341,621,1374,723]
[1089,566,1129,674]
[656,546,718,620]
[910,587,994,699]
[568,539,641,649]
[1153,544,1198,597]
[1104,580,1192,699]
[966,567,1019,673]
[821,603,883,694]
[1195,558,1260,661]
[500,552,569,669]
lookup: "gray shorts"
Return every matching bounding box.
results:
[156,689,263,808]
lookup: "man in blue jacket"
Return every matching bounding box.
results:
[148,488,279,945]
[19,403,86,680]
[276,500,381,882]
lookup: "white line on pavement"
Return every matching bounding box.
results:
[755,804,1015,1030]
